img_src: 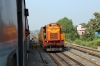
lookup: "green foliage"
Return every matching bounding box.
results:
[87,12,100,32]
[57,17,79,41]
[81,28,95,41]
[81,12,100,40]
[73,39,100,49]
[94,35,100,40]
[74,39,82,45]
[93,39,100,46]
[79,23,88,28]
[76,12,100,48]
[57,17,73,33]
[57,12,100,49]
[67,29,79,41]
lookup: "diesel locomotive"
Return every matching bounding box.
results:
[38,23,64,51]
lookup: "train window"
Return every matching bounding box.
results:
[24,8,29,16]
[25,29,30,37]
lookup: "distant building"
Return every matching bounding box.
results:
[95,31,100,37]
[77,25,86,35]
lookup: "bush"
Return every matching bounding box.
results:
[80,41,86,46]
[67,39,72,43]
[72,38,100,49]
[81,28,95,41]
[74,39,82,45]
[94,39,100,46]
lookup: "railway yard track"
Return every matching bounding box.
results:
[48,51,100,66]
[47,43,100,66]
[38,49,48,66]
[68,51,100,66]
[28,43,100,66]
[48,52,82,66]
[67,44,100,58]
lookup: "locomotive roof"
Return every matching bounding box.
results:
[45,22,60,26]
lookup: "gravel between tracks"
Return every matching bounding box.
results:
[56,53,80,66]
[64,51,95,66]
[66,46,100,64]
[27,44,58,66]
[70,48,100,65]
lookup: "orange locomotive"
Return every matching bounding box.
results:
[38,23,64,51]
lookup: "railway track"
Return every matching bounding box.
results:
[48,50,100,66]
[67,44,100,58]
[67,50,100,66]
[48,52,84,66]
[38,49,48,66]
[69,44,100,52]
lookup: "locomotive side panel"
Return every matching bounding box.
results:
[39,27,45,47]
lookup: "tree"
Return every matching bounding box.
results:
[79,23,88,28]
[81,28,95,41]
[87,12,100,32]
[57,17,73,33]
[57,17,79,41]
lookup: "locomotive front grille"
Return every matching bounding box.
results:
[50,33,58,40]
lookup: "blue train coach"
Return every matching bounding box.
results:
[0,0,30,66]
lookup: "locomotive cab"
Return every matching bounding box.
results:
[38,23,64,51]
[45,23,64,51]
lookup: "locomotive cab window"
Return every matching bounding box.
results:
[51,23,56,26]
[49,23,57,26]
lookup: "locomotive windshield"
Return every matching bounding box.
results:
[51,23,56,26]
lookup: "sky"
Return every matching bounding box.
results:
[26,0,100,31]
